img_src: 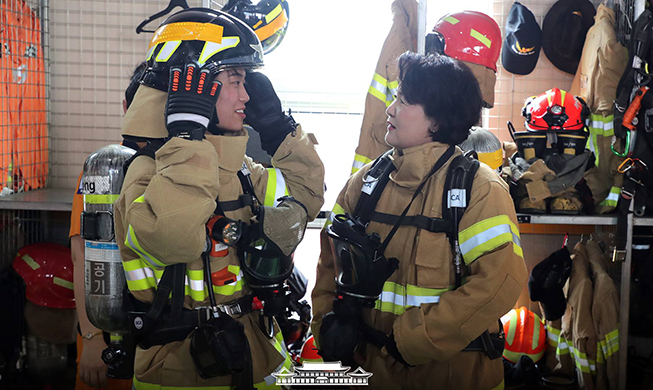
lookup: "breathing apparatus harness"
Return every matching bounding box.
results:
[321,146,505,366]
[121,146,306,387]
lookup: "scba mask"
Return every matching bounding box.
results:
[238,196,308,288]
[327,214,398,303]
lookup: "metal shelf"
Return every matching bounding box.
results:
[516,214,618,225]
[0,188,74,211]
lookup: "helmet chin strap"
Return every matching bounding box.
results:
[207,108,225,135]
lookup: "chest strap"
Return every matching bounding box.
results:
[215,162,260,215]
[369,212,453,233]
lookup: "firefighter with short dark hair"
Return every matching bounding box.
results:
[312,52,527,390]
[113,8,324,389]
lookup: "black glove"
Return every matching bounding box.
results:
[190,315,248,379]
[244,72,296,155]
[318,311,361,363]
[165,63,222,141]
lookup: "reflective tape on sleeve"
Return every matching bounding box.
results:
[324,203,345,228]
[458,215,523,264]
[264,168,289,207]
[599,186,620,207]
[351,153,373,174]
[368,73,388,103]
[373,281,451,315]
[125,225,167,269]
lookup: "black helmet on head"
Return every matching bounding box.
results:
[223,0,290,55]
[141,7,264,92]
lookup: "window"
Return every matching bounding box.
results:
[264,0,491,210]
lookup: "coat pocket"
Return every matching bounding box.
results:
[414,232,452,289]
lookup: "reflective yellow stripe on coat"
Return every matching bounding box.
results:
[587,114,614,167]
[374,281,452,315]
[264,167,289,207]
[458,215,523,264]
[599,186,620,207]
[368,72,398,108]
[123,258,244,301]
[351,153,373,175]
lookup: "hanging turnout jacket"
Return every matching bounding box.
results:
[570,5,628,213]
[313,142,528,390]
[585,240,620,390]
[551,243,599,389]
[114,86,325,389]
[351,0,418,174]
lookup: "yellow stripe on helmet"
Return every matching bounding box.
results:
[149,22,224,49]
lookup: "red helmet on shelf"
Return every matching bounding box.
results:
[501,307,547,363]
[522,88,589,132]
[432,11,502,72]
[12,243,75,309]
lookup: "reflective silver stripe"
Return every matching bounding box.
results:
[125,266,155,282]
[273,168,287,206]
[379,290,405,307]
[166,113,209,128]
[459,222,522,262]
[198,37,240,65]
[351,159,366,171]
[604,191,619,203]
[591,119,614,132]
[187,276,204,293]
[406,294,441,306]
[155,40,181,62]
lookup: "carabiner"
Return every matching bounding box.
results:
[611,131,631,158]
[618,158,634,174]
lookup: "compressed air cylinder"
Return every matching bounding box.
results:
[81,144,135,332]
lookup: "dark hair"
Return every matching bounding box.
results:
[397,52,483,145]
[124,61,148,108]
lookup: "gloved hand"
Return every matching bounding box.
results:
[244,71,296,155]
[165,63,222,141]
[190,314,248,378]
[318,311,361,363]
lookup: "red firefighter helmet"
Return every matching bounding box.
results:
[522,88,589,132]
[432,11,502,72]
[12,243,75,309]
[501,307,546,363]
[298,335,322,364]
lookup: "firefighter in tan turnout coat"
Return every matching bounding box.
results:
[114,8,324,390]
[312,53,527,390]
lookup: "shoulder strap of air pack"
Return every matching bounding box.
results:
[353,150,396,225]
[442,152,480,244]
[354,150,478,236]
[215,162,260,215]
